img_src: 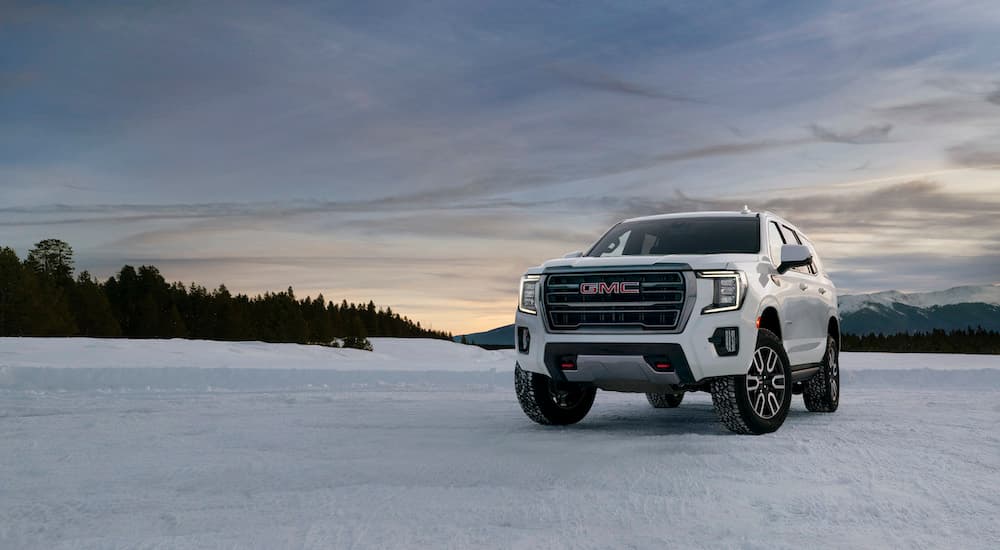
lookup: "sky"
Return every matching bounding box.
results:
[2,0,999,333]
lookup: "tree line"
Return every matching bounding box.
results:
[0,239,452,350]
[841,328,999,354]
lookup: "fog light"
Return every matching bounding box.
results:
[644,356,674,372]
[709,327,739,356]
[517,327,530,353]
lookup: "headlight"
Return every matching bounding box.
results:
[698,271,747,314]
[518,275,540,314]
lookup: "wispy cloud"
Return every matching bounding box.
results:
[947,138,1000,168]
[809,123,893,144]
[548,62,704,102]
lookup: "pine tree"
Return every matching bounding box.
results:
[25,239,74,284]
[308,294,333,344]
[3,239,456,345]
[0,247,31,336]
[71,271,121,336]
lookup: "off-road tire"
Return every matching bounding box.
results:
[710,329,792,435]
[803,336,840,412]
[646,392,684,408]
[515,364,596,425]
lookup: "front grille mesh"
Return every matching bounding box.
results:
[544,271,686,330]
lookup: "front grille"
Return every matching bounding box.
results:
[544,271,686,331]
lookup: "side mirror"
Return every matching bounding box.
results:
[563,251,583,258]
[777,244,812,274]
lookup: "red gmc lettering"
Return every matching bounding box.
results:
[579,281,640,294]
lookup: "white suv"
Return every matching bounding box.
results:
[513,209,840,434]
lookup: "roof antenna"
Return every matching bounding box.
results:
[741,204,752,214]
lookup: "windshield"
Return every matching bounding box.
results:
[587,216,761,257]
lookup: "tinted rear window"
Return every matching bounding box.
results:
[587,217,761,257]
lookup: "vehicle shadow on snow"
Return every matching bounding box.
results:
[543,402,822,436]
[573,403,726,436]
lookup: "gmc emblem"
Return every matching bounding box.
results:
[579,281,640,295]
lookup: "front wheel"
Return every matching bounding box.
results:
[515,364,596,425]
[711,329,792,435]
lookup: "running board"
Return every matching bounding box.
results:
[790,363,821,382]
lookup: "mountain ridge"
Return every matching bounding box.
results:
[839,284,1000,314]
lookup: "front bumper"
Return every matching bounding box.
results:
[515,305,757,390]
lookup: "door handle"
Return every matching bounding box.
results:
[799,283,808,291]
[818,287,827,295]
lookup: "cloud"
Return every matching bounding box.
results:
[638,121,895,169]
[809,123,892,144]
[986,86,1000,106]
[548,63,703,102]
[828,253,1000,293]
[753,181,996,226]
[7,180,997,245]
[947,139,1000,168]
[652,139,810,163]
[874,83,1000,125]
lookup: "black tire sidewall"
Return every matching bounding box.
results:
[516,365,596,425]
[823,337,840,409]
[646,392,684,408]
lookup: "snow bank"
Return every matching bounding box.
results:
[0,337,514,391]
[1,337,998,391]
[839,352,1000,389]
[0,337,513,371]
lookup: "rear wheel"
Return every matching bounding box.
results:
[803,336,840,412]
[646,392,684,408]
[515,364,596,425]
[711,329,791,434]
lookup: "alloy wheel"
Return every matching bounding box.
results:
[745,346,786,419]
[829,345,839,402]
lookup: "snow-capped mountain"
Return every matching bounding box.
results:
[839,284,1000,314]
[838,284,1000,334]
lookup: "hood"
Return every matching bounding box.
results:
[524,254,760,275]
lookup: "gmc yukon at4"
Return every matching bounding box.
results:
[513,209,840,434]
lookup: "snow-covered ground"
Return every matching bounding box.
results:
[1,338,998,549]
[0,337,515,391]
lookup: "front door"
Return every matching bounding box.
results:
[766,220,822,365]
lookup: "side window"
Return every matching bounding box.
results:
[782,226,815,275]
[804,238,824,275]
[767,221,786,266]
